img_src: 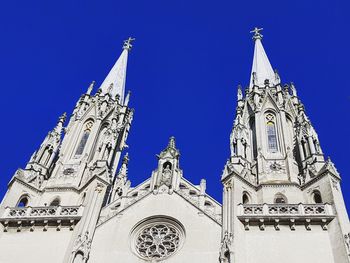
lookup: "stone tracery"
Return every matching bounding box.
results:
[134,220,183,260]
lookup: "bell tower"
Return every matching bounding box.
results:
[0,38,136,263]
[220,29,350,263]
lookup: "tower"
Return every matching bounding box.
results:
[0,38,135,263]
[220,28,350,263]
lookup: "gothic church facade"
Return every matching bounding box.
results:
[0,31,349,263]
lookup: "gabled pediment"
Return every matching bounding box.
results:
[260,90,280,113]
[99,176,222,227]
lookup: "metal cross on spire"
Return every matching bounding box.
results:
[250,27,263,40]
[123,37,136,50]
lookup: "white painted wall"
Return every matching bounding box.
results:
[89,193,221,263]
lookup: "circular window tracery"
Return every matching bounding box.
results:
[131,217,184,261]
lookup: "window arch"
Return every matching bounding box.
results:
[265,113,278,153]
[312,190,322,204]
[75,121,93,157]
[242,192,250,204]
[163,161,172,170]
[274,193,287,204]
[17,195,29,207]
[204,201,213,207]
[50,197,60,206]
[73,251,85,263]
[39,145,53,166]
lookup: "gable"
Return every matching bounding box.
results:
[91,191,221,263]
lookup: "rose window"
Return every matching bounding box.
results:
[132,218,184,260]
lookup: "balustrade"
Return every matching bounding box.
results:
[2,205,83,219]
[238,203,333,217]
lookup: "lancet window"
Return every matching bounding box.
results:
[17,196,29,207]
[312,190,322,204]
[266,113,278,153]
[274,193,287,204]
[242,192,250,204]
[75,121,93,157]
[50,197,60,206]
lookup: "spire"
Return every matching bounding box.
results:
[249,28,276,87]
[98,37,135,104]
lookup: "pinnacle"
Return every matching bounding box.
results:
[168,136,176,149]
[122,153,129,165]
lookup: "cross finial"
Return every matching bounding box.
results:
[123,37,135,50]
[250,27,263,40]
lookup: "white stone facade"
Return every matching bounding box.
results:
[0,32,349,263]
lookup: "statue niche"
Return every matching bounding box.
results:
[157,161,173,187]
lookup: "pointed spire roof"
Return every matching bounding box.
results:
[249,28,276,87]
[99,37,135,104]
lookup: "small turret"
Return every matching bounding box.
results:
[110,153,130,202]
[150,137,183,194]
[25,112,66,178]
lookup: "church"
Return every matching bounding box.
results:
[0,29,349,263]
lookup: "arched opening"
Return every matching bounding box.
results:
[179,184,187,190]
[265,113,278,153]
[204,201,213,207]
[17,196,29,207]
[73,251,85,263]
[274,193,287,204]
[242,192,250,204]
[39,146,53,166]
[312,190,322,204]
[50,197,60,206]
[163,161,172,170]
[75,121,93,157]
[189,190,197,196]
[249,117,258,160]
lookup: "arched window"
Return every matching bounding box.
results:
[204,201,213,207]
[274,193,287,204]
[73,251,84,263]
[17,196,29,207]
[50,197,60,206]
[266,113,278,153]
[39,146,53,166]
[75,121,93,157]
[163,161,172,170]
[242,192,250,204]
[312,190,322,204]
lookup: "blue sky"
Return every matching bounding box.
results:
[0,0,349,207]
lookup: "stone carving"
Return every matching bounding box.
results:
[72,231,92,262]
[344,233,350,256]
[95,183,104,193]
[331,178,339,191]
[219,231,233,263]
[265,160,286,174]
[135,223,180,260]
[63,168,75,176]
[161,164,172,186]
